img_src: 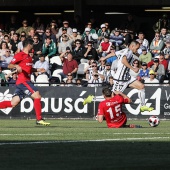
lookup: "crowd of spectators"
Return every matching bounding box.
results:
[0,14,170,87]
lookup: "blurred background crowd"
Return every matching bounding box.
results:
[0,13,170,88]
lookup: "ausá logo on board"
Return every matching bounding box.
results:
[20,97,88,114]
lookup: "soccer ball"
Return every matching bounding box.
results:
[148,116,160,127]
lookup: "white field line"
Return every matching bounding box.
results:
[0,132,170,136]
[0,137,170,145]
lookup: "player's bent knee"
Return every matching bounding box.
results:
[11,97,20,108]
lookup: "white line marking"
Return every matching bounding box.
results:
[0,133,170,136]
[0,137,169,145]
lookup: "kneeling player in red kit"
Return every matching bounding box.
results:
[97,87,142,128]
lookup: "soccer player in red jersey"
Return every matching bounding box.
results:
[97,88,141,128]
[0,39,50,126]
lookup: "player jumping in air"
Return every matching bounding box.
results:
[0,39,50,126]
[112,40,153,112]
[83,41,154,112]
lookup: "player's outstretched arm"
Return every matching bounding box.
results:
[114,91,132,103]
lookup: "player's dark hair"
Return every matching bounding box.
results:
[130,40,140,46]
[23,38,34,48]
[102,87,112,97]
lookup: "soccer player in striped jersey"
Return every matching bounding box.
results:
[112,40,154,112]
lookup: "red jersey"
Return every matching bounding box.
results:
[100,41,111,52]
[97,95,129,128]
[63,58,78,75]
[10,51,33,85]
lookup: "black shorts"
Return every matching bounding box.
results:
[13,81,38,100]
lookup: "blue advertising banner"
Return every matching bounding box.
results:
[0,86,169,119]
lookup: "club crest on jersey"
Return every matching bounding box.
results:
[26,63,33,66]
[106,102,111,106]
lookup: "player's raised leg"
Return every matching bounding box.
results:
[129,80,154,112]
[0,95,20,109]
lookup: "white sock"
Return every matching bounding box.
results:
[138,89,145,106]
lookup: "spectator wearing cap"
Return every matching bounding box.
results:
[109,29,123,51]
[57,20,73,37]
[58,27,68,43]
[42,27,57,44]
[100,62,115,83]
[82,22,96,35]
[138,62,150,83]
[70,28,82,42]
[144,70,159,86]
[121,29,132,48]
[139,46,152,64]
[81,27,91,47]
[98,35,112,57]
[16,19,33,36]
[136,32,149,50]
[147,52,168,70]
[42,36,57,58]
[150,58,165,83]
[150,32,164,57]
[82,22,96,43]
[163,39,170,59]
[97,24,109,42]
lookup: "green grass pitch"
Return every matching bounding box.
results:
[0,119,170,170]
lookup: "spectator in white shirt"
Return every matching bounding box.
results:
[33,54,49,80]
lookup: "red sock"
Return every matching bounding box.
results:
[0,101,12,109]
[34,98,42,121]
